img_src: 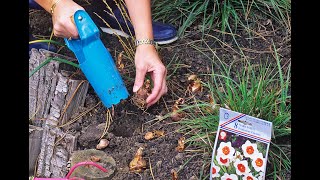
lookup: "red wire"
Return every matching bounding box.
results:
[65,161,108,179]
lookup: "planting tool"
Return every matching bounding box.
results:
[31,161,107,180]
[64,10,129,108]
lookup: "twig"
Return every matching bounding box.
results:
[56,101,102,128]
[99,109,113,140]
[53,131,68,146]
[148,158,155,180]
[161,96,169,113]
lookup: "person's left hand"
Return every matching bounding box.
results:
[133,45,167,108]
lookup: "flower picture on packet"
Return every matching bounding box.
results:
[210,108,272,180]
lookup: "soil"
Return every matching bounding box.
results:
[29,1,291,179]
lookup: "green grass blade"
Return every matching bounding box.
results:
[29,57,79,78]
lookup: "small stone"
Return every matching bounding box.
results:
[174,153,184,161]
[156,161,162,169]
[78,124,104,147]
[149,148,157,153]
[96,123,106,131]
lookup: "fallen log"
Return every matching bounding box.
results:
[29,125,43,175]
[29,49,89,177]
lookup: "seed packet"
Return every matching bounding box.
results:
[210,108,273,180]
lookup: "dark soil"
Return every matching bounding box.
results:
[29,0,291,179]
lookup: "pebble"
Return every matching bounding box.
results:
[156,160,162,168]
[175,153,184,161]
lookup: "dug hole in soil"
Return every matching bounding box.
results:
[29,0,291,179]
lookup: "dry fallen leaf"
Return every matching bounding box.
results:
[204,94,219,113]
[144,130,165,140]
[116,51,124,72]
[190,79,203,93]
[171,169,178,180]
[171,98,185,121]
[129,147,147,173]
[175,137,185,152]
[187,74,198,81]
[171,111,185,122]
[153,130,165,137]
[207,94,214,104]
[187,75,203,93]
[131,79,151,110]
[144,132,155,140]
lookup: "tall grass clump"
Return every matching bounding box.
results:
[174,47,291,179]
[152,0,291,36]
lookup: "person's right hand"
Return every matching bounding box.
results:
[52,0,84,39]
[133,45,168,108]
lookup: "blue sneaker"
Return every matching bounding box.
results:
[29,0,43,10]
[86,1,178,45]
[29,0,178,44]
[29,34,56,52]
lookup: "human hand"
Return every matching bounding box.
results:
[52,0,84,39]
[133,45,168,108]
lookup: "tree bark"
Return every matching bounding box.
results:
[29,49,89,177]
[29,125,43,176]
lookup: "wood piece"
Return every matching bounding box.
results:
[29,125,43,176]
[36,127,77,178]
[29,49,89,127]
[29,49,60,127]
[29,49,89,178]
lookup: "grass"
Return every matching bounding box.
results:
[29,57,79,78]
[29,0,291,179]
[29,39,65,47]
[29,39,81,77]
[151,0,291,36]
[170,42,291,179]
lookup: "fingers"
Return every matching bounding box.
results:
[132,37,167,108]
[53,21,79,39]
[64,18,79,39]
[146,67,166,106]
[52,14,79,39]
[133,65,147,93]
[147,75,167,108]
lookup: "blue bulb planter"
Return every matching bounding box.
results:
[65,10,129,108]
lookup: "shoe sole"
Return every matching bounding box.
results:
[100,27,178,45]
[100,27,130,38]
[155,36,178,45]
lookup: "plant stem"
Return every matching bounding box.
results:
[29,57,79,78]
